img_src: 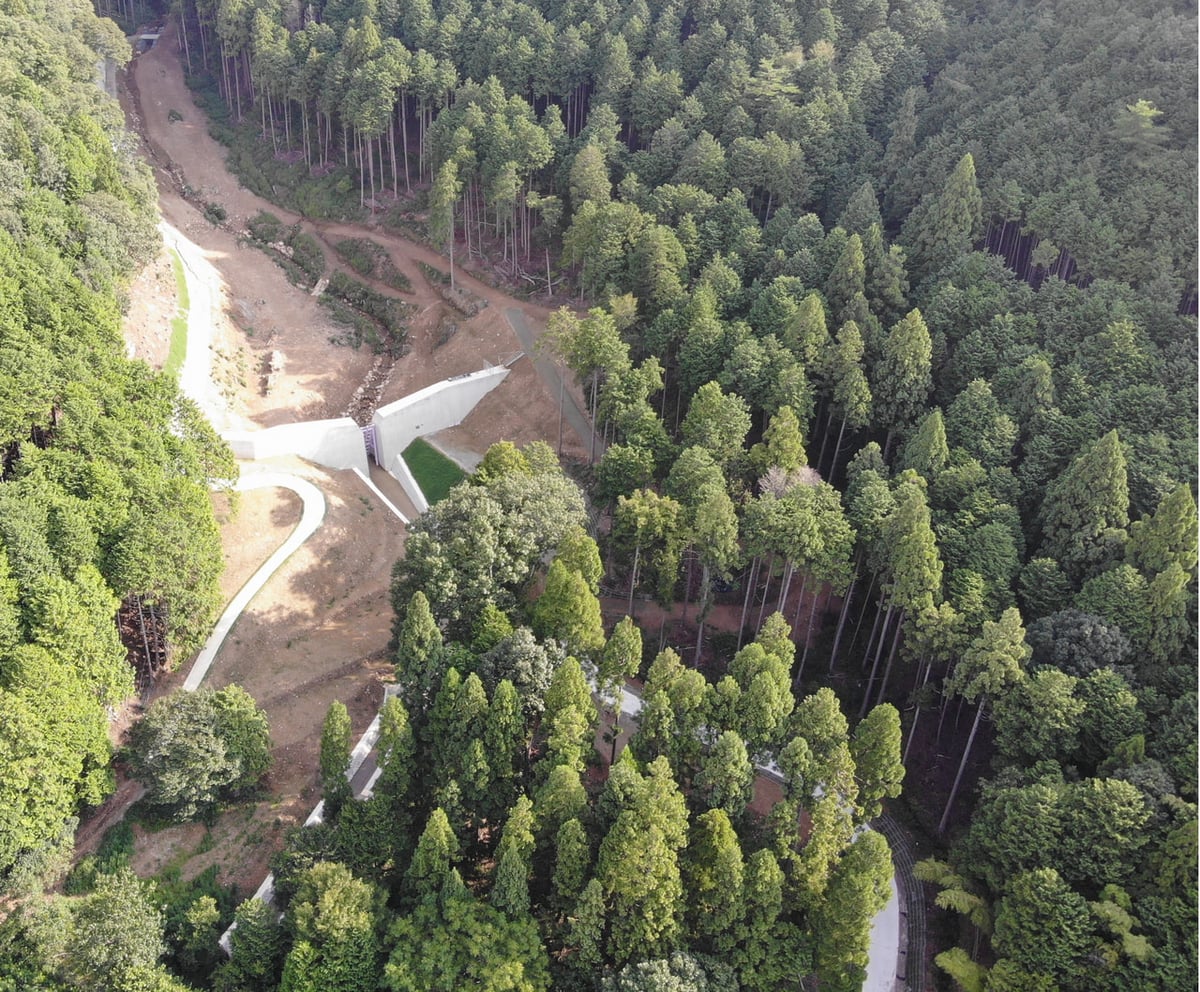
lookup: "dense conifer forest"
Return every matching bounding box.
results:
[0,0,1196,990]
[0,0,233,894]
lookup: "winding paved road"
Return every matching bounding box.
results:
[181,471,325,691]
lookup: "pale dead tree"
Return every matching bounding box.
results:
[758,464,822,498]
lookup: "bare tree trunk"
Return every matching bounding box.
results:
[628,541,641,619]
[777,560,794,613]
[902,653,932,767]
[737,556,759,650]
[938,699,987,835]
[828,573,856,674]
[861,591,888,671]
[680,551,695,627]
[694,564,711,661]
[180,9,192,74]
[816,402,835,472]
[847,571,879,662]
[757,552,776,631]
[799,582,821,676]
[233,50,242,120]
[792,571,810,629]
[557,374,564,455]
[828,411,850,478]
[135,594,152,684]
[873,608,906,708]
[860,599,895,718]
[401,96,411,191]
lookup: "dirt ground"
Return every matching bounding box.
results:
[91,18,588,894]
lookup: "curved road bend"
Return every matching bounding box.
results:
[182,472,325,691]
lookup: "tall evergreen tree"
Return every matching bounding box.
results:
[319,700,352,821]
[1126,483,1198,578]
[1040,431,1131,585]
[683,809,744,953]
[872,308,933,458]
[405,807,459,903]
[938,609,1031,834]
[906,152,982,283]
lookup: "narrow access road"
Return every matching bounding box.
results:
[182,471,325,691]
[163,219,329,692]
[160,220,236,432]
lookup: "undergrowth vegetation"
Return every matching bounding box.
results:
[334,238,413,293]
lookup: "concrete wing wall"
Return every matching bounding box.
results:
[391,455,430,514]
[223,417,369,473]
[372,366,509,472]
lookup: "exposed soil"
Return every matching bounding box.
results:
[120,18,589,455]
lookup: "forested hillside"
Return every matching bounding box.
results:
[0,0,233,904]
[171,0,1196,988]
[0,0,1194,990]
[233,445,903,992]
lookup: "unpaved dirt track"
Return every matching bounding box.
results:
[125,17,591,455]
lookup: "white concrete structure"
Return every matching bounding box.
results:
[219,684,401,956]
[223,417,369,473]
[391,455,429,514]
[372,366,509,473]
[217,366,510,484]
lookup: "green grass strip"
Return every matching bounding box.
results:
[165,249,189,378]
[402,438,465,505]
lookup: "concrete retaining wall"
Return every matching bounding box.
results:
[223,417,369,473]
[372,366,509,473]
[392,455,430,514]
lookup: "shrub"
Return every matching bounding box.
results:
[334,237,413,292]
[321,270,410,354]
[243,214,325,288]
[286,229,325,285]
[127,686,272,821]
[247,210,283,243]
[419,260,450,285]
